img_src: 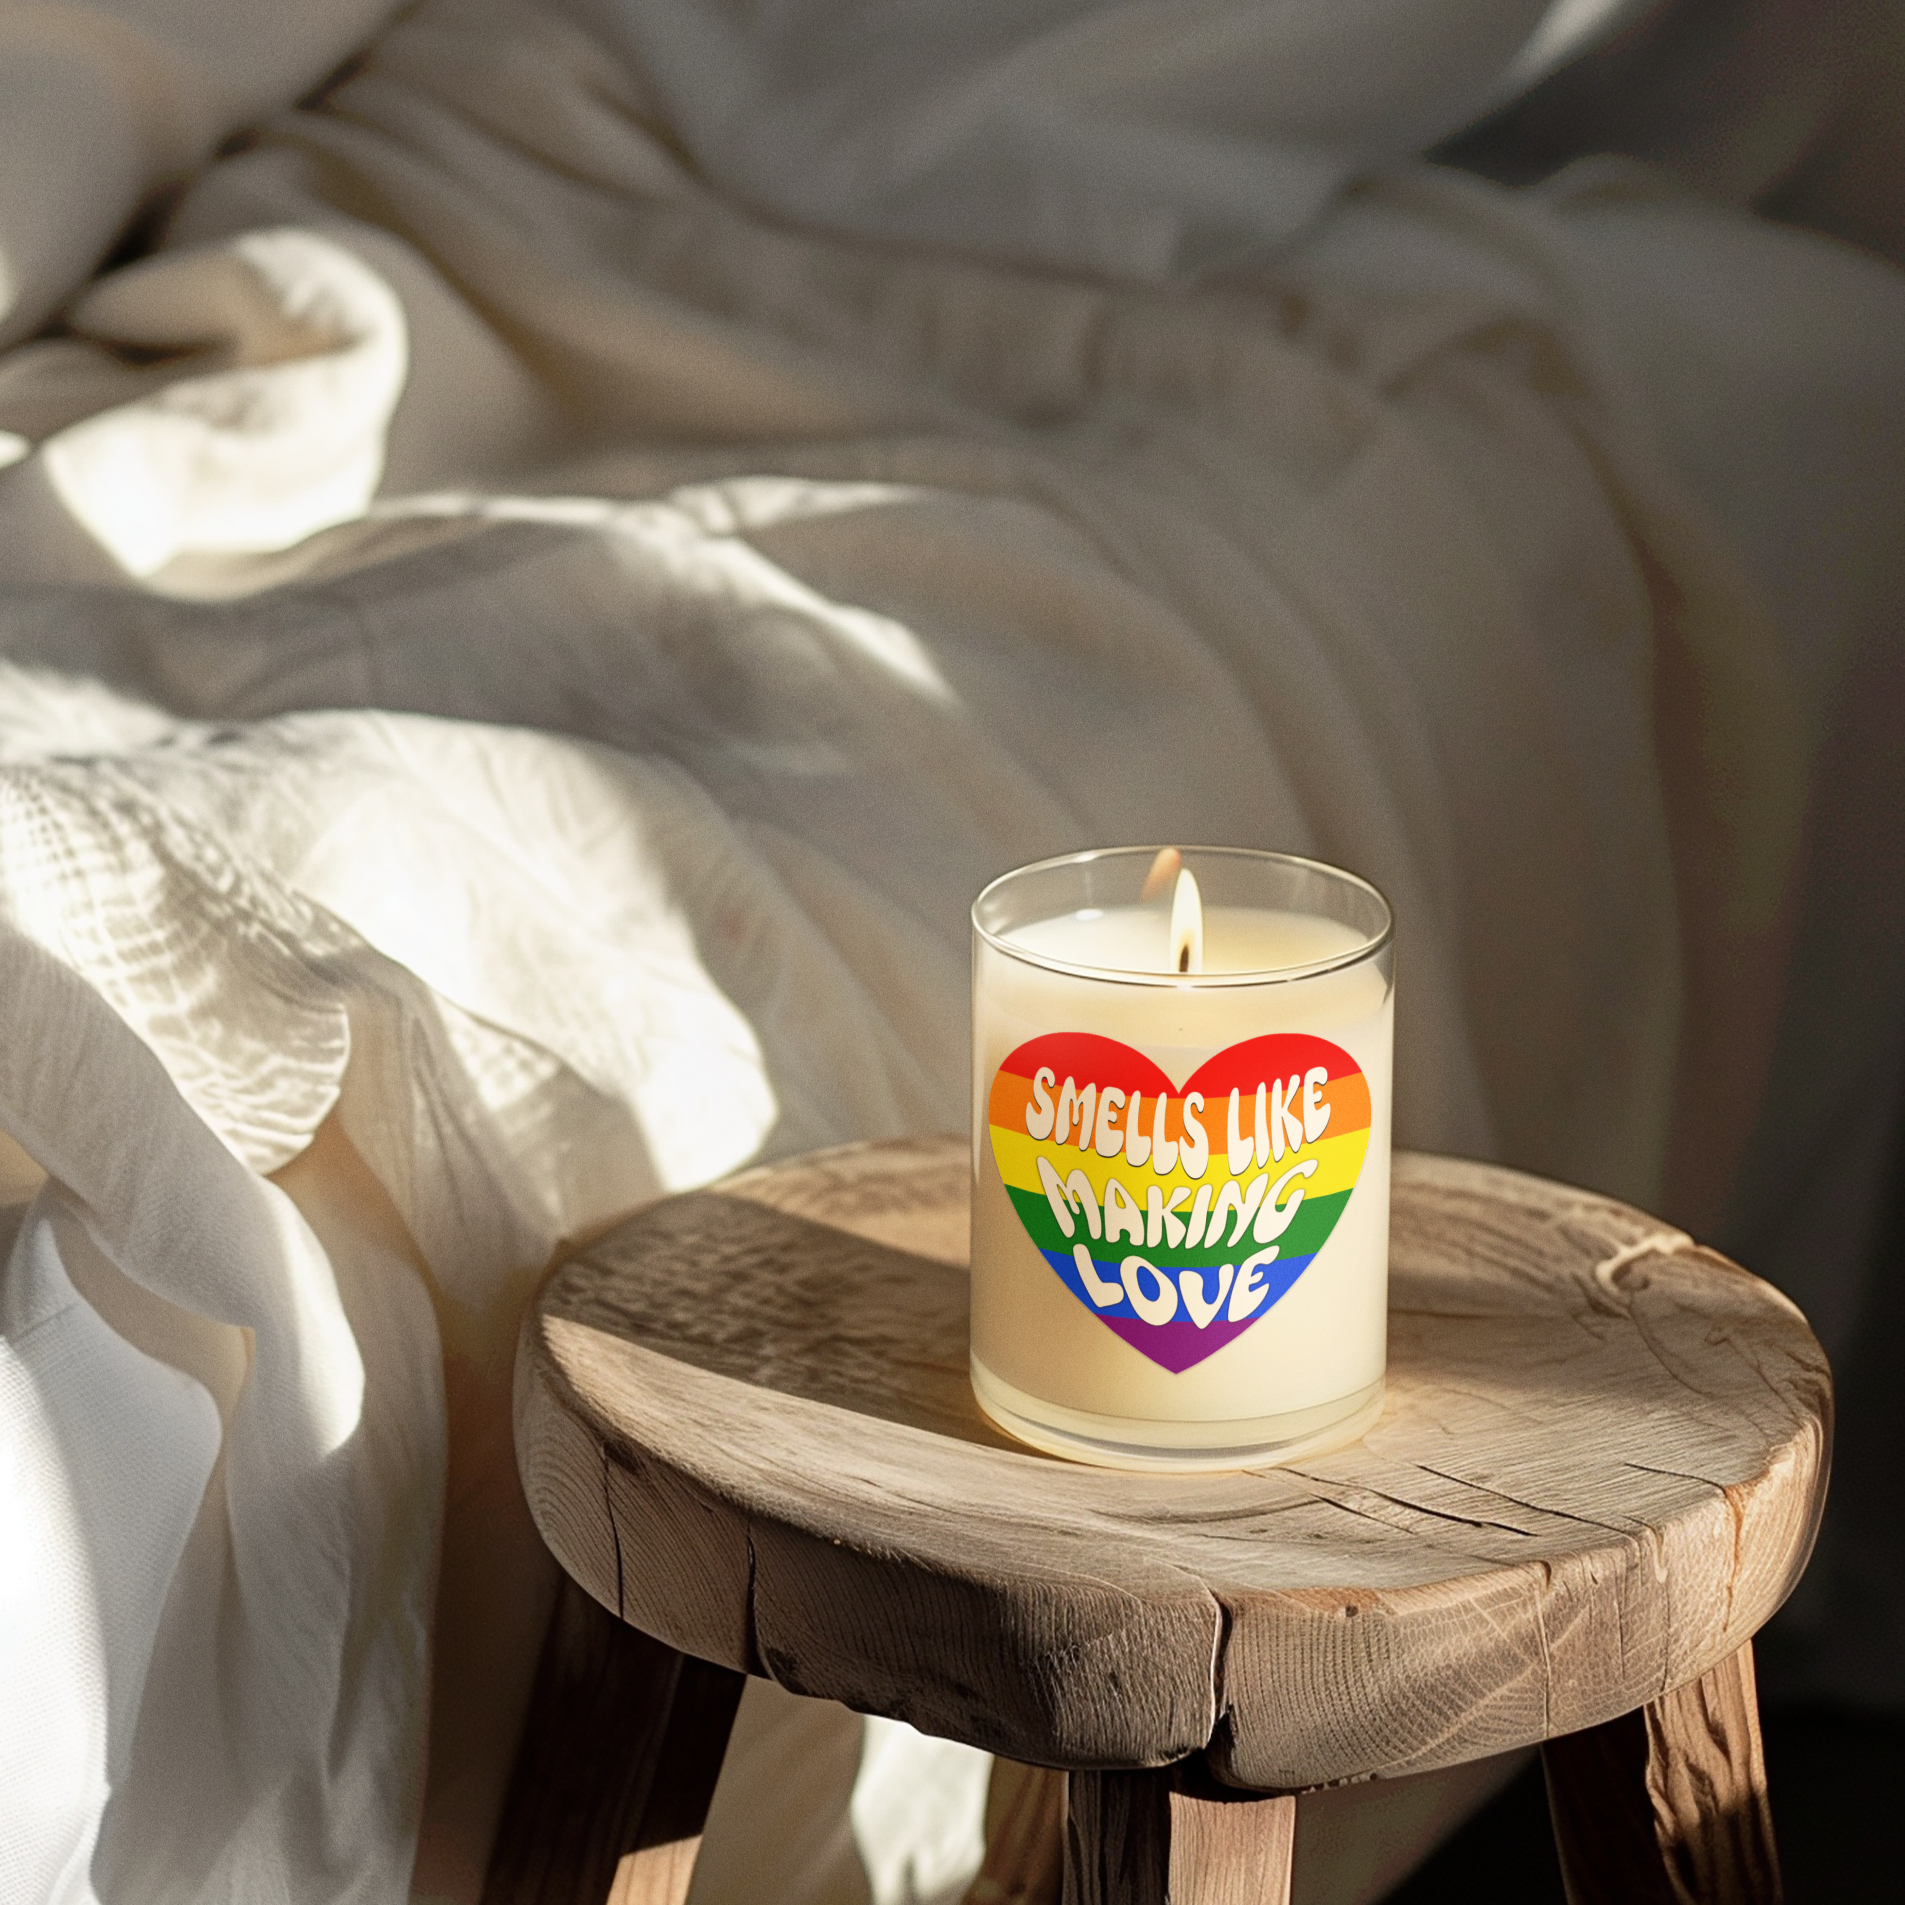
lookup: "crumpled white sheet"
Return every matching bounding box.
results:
[557,0,1644,280]
[0,0,1642,348]
[1,2,1902,1902]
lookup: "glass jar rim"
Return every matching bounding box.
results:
[971,845,1393,989]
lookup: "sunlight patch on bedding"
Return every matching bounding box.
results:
[283,718,779,1199]
[370,474,925,534]
[619,506,955,705]
[672,474,929,534]
[0,660,189,760]
[373,479,956,704]
[42,230,406,576]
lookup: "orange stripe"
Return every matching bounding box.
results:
[989,1069,1037,1132]
[1316,1071,1369,1133]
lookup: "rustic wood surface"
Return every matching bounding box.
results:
[1543,1640,1782,1904]
[1065,1762,1296,1905]
[481,1574,744,1905]
[966,1761,1067,1905]
[516,1138,1830,1790]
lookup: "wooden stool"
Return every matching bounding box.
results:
[492,1140,1829,1905]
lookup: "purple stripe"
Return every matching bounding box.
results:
[1041,1248,1311,1372]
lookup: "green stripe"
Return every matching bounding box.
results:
[1005,1184,1351,1268]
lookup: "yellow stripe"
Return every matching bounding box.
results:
[990,1122,1368,1204]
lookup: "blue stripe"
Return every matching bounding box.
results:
[1042,1245,1311,1325]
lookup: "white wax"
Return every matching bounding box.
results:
[971,900,1393,1449]
[1008,903,1365,976]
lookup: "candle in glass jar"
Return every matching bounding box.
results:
[970,847,1393,1470]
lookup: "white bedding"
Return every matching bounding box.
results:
[2,3,1902,1902]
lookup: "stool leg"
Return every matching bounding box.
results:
[1541,1640,1781,1904]
[966,1760,1066,1905]
[1064,1760,1295,1905]
[482,1574,746,1905]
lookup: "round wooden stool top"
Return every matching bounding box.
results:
[515,1139,1829,1791]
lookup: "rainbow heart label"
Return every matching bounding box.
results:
[987,1032,1370,1372]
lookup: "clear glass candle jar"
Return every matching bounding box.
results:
[970,846,1394,1471]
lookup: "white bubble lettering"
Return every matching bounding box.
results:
[1178,1263,1236,1329]
[1025,1067,1056,1141]
[1120,1255,1179,1325]
[1073,1242,1123,1308]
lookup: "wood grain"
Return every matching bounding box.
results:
[1645,1643,1780,1903]
[481,1574,744,1905]
[1543,1641,1782,1904]
[967,1761,1067,1905]
[1065,1762,1295,1905]
[516,1138,1830,1788]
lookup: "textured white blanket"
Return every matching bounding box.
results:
[3,3,1903,1902]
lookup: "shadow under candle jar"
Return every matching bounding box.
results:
[970,846,1394,1471]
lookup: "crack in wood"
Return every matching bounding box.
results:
[602,1442,627,1621]
[1285,1471,1540,1541]
[1411,1463,1644,1538]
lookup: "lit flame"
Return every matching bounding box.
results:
[1140,848,1202,974]
[1170,866,1203,975]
